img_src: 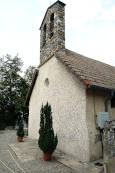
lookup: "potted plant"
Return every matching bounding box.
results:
[38,102,58,161]
[17,118,24,142]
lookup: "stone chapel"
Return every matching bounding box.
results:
[26,0,115,162]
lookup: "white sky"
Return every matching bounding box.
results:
[0,0,115,70]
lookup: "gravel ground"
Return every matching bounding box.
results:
[0,130,75,173]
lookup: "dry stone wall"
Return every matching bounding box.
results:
[103,120,115,161]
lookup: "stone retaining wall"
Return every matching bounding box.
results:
[103,120,115,161]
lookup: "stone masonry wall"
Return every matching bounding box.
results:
[103,120,115,161]
[40,1,65,64]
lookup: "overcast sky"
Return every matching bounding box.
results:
[0,0,115,70]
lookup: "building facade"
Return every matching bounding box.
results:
[26,1,115,162]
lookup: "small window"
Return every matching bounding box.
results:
[50,13,54,38]
[111,97,115,108]
[44,78,49,86]
[42,24,46,47]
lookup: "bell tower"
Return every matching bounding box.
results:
[40,0,66,64]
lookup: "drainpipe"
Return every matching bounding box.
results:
[105,90,114,112]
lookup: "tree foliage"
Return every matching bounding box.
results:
[24,65,36,85]
[0,54,34,128]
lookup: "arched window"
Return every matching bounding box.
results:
[42,24,46,47]
[50,13,54,38]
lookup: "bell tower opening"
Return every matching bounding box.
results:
[42,24,46,47]
[50,13,54,38]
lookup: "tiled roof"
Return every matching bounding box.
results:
[26,49,115,105]
[56,49,115,90]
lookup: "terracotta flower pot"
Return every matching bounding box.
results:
[17,137,23,142]
[43,152,52,161]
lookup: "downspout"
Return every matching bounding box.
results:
[105,90,114,112]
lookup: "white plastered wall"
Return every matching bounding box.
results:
[28,56,89,162]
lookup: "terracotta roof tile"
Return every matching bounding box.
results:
[56,49,115,89]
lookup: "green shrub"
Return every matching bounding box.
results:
[17,118,24,137]
[38,102,58,154]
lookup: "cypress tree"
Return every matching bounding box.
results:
[17,118,24,138]
[38,102,58,154]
